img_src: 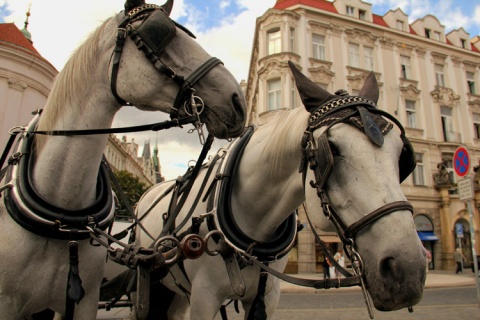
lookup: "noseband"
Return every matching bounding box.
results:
[111,4,222,141]
[300,95,415,248]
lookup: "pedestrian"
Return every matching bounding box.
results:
[454,248,465,274]
[322,257,331,280]
[425,248,432,273]
[334,249,345,278]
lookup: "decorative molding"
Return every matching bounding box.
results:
[400,84,421,100]
[467,95,480,113]
[346,68,383,91]
[345,29,377,46]
[308,64,335,85]
[430,86,460,106]
[7,78,27,91]
[414,46,427,58]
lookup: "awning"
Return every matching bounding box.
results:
[319,235,342,243]
[417,231,439,241]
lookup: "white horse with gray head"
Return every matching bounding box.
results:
[0,0,246,318]
[128,62,426,319]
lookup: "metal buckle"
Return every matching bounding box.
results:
[185,92,206,144]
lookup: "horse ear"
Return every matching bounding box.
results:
[125,0,145,13]
[357,72,379,104]
[161,0,174,16]
[288,61,336,113]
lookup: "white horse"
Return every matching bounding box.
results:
[133,62,427,319]
[0,0,246,318]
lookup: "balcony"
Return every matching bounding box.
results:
[445,131,462,143]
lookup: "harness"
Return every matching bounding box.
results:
[2,115,114,240]
[206,126,298,263]
[110,3,222,144]
[0,4,226,318]
[219,94,417,319]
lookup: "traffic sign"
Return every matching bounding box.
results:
[453,147,470,177]
[458,177,474,201]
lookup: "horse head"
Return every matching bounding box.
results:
[289,61,426,311]
[110,0,246,139]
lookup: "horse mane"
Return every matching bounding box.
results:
[36,17,114,133]
[257,108,309,177]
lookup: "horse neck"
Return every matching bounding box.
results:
[231,109,309,242]
[32,68,116,210]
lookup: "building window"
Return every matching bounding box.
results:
[474,114,480,139]
[359,10,366,20]
[425,28,431,38]
[364,46,374,70]
[401,55,412,79]
[312,34,326,60]
[467,72,476,94]
[289,28,295,53]
[268,79,281,111]
[406,100,417,128]
[461,39,467,48]
[348,43,360,67]
[441,106,454,142]
[396,20,404,31]
[267,28,281,55]
[413,153,425,185]
[346,6,355,17]
[435,64,445,87]
[291,77,296,109]
[434,31,441,41]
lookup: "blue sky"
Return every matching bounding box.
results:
[1,0,479,179]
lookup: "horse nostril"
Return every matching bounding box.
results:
[379,256,398,281]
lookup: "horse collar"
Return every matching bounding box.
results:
[2,115,115,240]
[206,126,298,262]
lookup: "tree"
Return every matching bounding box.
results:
[111,170,148,220]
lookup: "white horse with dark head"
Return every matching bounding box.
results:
[130,62,426,319]
[0,0,246,318]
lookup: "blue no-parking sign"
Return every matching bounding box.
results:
[453,147,470,177]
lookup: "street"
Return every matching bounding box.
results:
[216,286,480,320]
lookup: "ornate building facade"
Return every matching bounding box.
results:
[245,0,480,272]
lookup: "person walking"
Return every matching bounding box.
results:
[334,249,345,278]
[454,248,465,274]
[322,257,331,280]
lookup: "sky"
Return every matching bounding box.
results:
[1,0,480,180]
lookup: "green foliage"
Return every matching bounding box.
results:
[112,170,148,220]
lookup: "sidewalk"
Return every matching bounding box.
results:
[280,270,478,293]
[97,270,477,319]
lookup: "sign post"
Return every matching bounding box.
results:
[453,147,480,306]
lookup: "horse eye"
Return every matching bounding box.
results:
[329,141,340,157]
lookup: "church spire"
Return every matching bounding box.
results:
[20,3,32,43]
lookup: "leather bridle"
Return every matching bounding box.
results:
[300,94,415,253]
[110,4,223,143]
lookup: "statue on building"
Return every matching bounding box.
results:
[473,162,480,190]
[433,160,451,187]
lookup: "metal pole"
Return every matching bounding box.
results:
[466,200,480,306]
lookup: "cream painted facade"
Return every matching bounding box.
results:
[0,26,57,149]
[246,0,480,272]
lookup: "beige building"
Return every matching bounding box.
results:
[245,0,480,272]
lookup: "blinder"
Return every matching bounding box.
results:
[303,104,416,186]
